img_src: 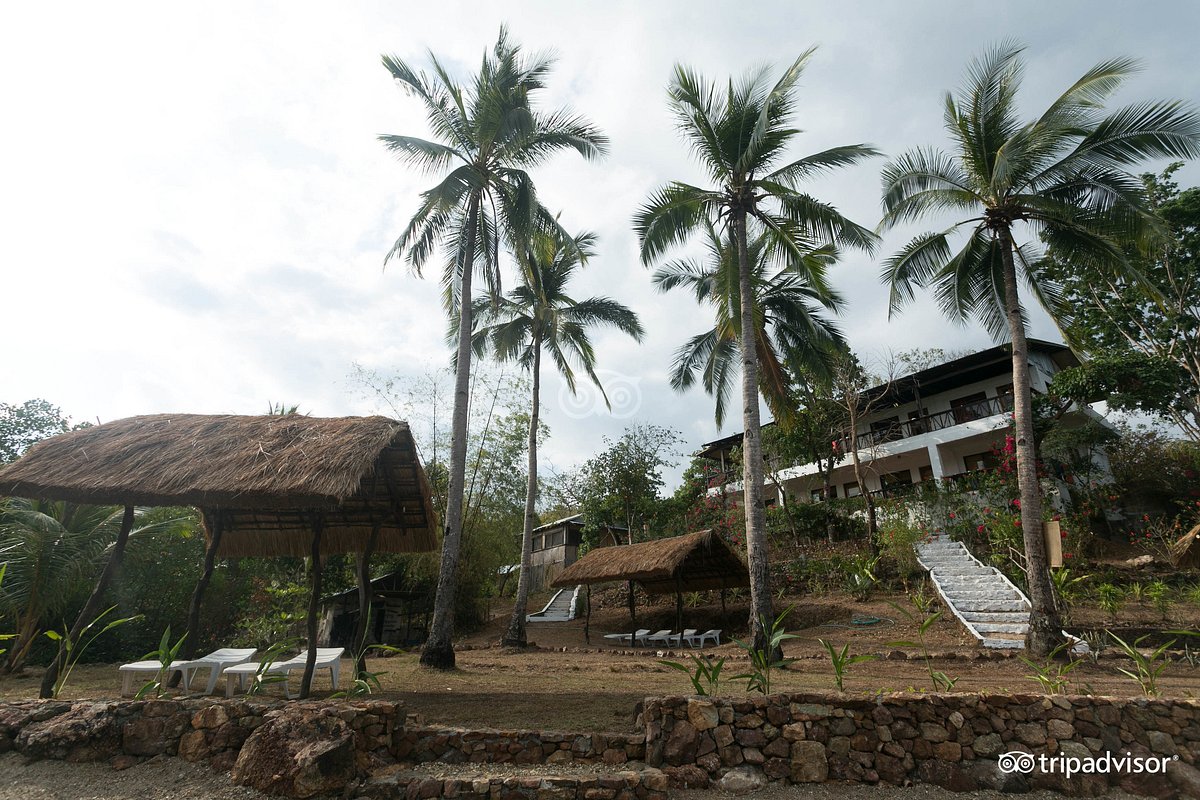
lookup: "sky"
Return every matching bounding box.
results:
[3,1,1198,491]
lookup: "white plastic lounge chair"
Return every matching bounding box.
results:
[683,629,721,647]
[223,647,344,698]
[119,647,256,696]
[643,630,675,646]
[676,629,698,647]
[602,629,650,646]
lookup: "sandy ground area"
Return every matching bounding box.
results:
[0,752,1149,800]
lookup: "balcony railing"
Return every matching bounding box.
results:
[846,395,1010,451]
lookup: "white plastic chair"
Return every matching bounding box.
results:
[118,647,257,696]
[223,647,344,698]
[683,629,721,647]
[643,630,675,646]
[602,629,650,646]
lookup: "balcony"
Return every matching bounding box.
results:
[845,395,1011,451]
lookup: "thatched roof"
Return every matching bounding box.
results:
[551,530,750,595]
[0,414,438,558]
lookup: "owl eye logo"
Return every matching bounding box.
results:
[998,752,1036,774]
[559,370,642,419]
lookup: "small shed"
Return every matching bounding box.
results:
[551,530,750,636]
[527,514,624,591]
[0,413,438,698]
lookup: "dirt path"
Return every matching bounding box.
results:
[0,752,267,799]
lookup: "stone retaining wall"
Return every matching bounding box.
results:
[0,697,402,773]
[396,727,645,766]
[642,693,1200,797]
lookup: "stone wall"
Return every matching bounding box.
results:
[0,697,402,773]
[642,692,1200,797]
[395,726,645,766]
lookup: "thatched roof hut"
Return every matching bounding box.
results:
[551,530,749,594]
[0,413,439,698]
[0,413,438,557]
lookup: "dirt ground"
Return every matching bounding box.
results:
[0,752,1153,800]
[2,591,1196,734]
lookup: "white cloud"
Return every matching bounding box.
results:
[2,1,1198,490]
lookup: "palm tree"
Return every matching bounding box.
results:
[635,51,878,651]
[0,499,161,672]
[653,221,846,428]
[879,43,1200,656]
[469,230,643,648]
[380,28,607,669]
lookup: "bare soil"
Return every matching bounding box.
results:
[2,590,1196,735]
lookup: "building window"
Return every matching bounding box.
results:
[546,529,565,548]
[809,485,838,502]
[919,465,935,482]
[951,392,989,424]
[964,451,999,472]
[907,409,929,436]
[997,383,1014,412]
[880,470,914,493]
[843,481,862,498]
[870,416,902,443]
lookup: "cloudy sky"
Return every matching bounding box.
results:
[3,1,1198,489]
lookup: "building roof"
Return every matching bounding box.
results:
[0,413,438,558]
[698,339,1077,458]
[551,529,750,595]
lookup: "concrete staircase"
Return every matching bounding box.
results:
[916,534,1030,650]
[526,586,580,623]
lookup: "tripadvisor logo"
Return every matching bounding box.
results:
[998,751,1178,779]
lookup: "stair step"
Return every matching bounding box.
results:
[973,622,1029,634]
[982,637,1026,649]
[954,599,1029,613]
[960,610,1030,623]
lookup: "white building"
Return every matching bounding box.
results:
[699,340,1101,503]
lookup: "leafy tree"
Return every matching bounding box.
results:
[878,43,1200,654]
[635,51,878,650]
[0,400,72,464]
[0,501,174,671]
[470,230,642,647]
[380,28,607,669]
[893,347,977,375]
[1045,164,1200,437]
[562,424,683,545]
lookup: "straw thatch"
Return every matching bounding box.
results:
[1172,523,1200,569]
[551,530,750,595]
[0,413,438,558]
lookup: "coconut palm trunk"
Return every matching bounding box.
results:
[998,226,1062,653]
[421,193,480,670]
[502,332,541,648]
[734,212,772,653]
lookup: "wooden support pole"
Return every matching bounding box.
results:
[675,576,683,638]
[721,588,727,617]
[353,524,381,676]
[40,505,136,699]
[177,511,224,675]
[584,584,591,645]
[299,516,325,699]
[627,580,636,629]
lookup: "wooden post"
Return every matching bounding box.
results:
[584,584,591,645]
[299,515,325,699]
[173,510,224,686]
[354,524,381,676]
[627,580,638,646]
[721,588,727,617]
[675,576,683,638]
[40,505,136,699]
